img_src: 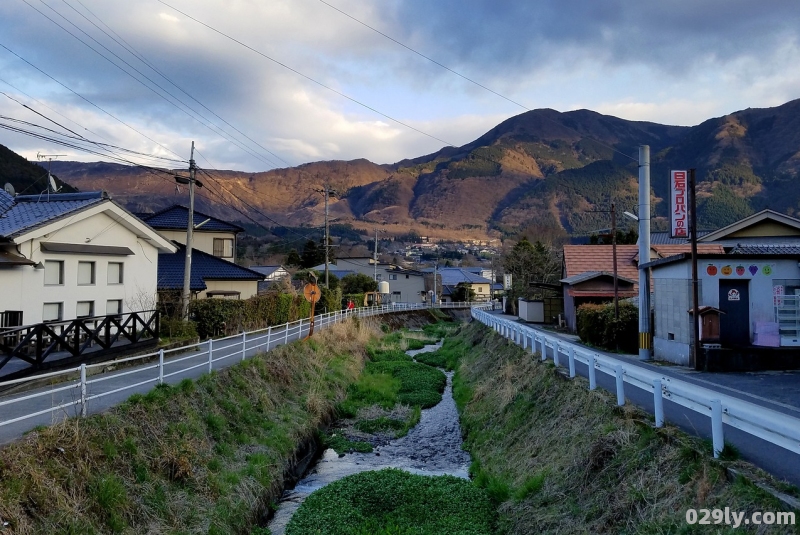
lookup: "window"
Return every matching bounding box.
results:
[213,238,234,258]
[107,262,124,284]
[77,261,95,285]
[389,274,398,281]
[76,301,94,318]
[42,302,63,321]
[44,260,64,285]
[106,299,122,315]
[392,291,402,301]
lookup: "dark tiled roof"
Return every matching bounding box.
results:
[141,205,243,233]
[649,231,711,245]
[560,270,637,285]
[0,191,106,238]
[157,243,264,291]
[437,268,492,285]
[728,245,800,255]
[249,265,286,278]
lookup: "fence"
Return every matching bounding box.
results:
[471,308,800,459]
[0,301,489,436]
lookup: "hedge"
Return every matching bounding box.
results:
[188,292,311,339]
[576,301,638,353]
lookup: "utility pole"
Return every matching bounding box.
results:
[638,145,652,361]
[611,202,619,320]
[689,168,701,369]
[181,141,197,320]
[374,227,379,282]
[315,185,337,288]
[433,260,438,305]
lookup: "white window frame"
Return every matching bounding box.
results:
[43,302,63,321]
[77,261,96,286]
[106,299,123,315]
[107,262,124,284]
[44,260,64,286]
[76,301,95,318]
[213,238,234,258]
[389,274,398,281]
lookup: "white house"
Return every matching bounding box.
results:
[313,257,427,303]
[0,190,176,326]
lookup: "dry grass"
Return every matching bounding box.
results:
[0,318,382,535]
[454,323,799,535]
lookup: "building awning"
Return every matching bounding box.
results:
[0,249,35,266]
[40,242,134,255]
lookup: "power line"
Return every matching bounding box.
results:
[157,0,455,148]
[64,0,293,169]
[21,0,280,168]
[314,0,638,163]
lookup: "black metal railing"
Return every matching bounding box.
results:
[0,310,159,377]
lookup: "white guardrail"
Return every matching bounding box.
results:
[472,308,800,459]
[0,302,491,432]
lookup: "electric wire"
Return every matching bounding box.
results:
[157,0,455,148]
[64,0,292,168]
[21,0,279,169]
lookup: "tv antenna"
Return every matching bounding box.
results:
[36,153,66,200]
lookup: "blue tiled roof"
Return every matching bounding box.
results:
[141,205,243,233]
[157,243,264,291]
[0,191,106,239]
[728,245,800,255]
[437,268,492,285]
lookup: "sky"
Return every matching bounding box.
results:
[1,0,799,172]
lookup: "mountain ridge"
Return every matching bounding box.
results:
[6,99,800,240]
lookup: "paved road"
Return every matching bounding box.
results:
[0,317,321,445]
[487,312,800,488]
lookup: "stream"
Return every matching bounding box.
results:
[266,342,471,534]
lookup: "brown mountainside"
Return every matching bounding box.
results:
[34,99,800,239]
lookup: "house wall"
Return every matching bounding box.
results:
[158,230,237,261]
[727,221,800,238]
[199,280,259,300]
[652,257,800,364]
[563,287,576,332]
[1,212,161,325]
[335,259,425,302]
[471,282,491,301]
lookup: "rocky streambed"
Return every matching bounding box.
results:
[267,342,470,534]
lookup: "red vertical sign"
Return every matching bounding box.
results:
[671,170,688,238]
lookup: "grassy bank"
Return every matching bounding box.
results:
[451,322,799,534]
[0,320,379,535]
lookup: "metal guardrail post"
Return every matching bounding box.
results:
[554,343,560,367]
[653,379,664,427]
[284,322,289,345]
[208,338,214,373]
[522,332,527,349]
[158,349,164,385]
[541,337,547,361]
[568,347,576,378]
[266,326,272,350]
[298,318,304,340]
[588,354,597,390]
[80,363,87,417]
[711,399,724,458]
[615,365,625,406]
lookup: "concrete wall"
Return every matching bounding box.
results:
[652,277,695,365]
[1,211,162,325]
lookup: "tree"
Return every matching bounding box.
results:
[286,248,302,267]
[502,237,561,313]
[300,240,325,268]
[341,273,378,294]
[453,283,476,302]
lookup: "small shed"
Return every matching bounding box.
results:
[518,299,544,323]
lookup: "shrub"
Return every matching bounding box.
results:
[577,301,638,353]
[189,292,311,338]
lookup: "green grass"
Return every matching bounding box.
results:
[449,322,800,535]
[322,431,374,454]
[367,361,446,408]
[413,335,470,370]
[285,469,496,535]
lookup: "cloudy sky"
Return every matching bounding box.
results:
[1,0,799,171]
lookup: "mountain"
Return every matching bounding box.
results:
[14,98,800,239]
[0,145,77,196]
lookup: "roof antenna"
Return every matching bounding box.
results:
[36,153,66,202]
[3,183,15,196]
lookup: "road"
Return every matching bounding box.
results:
[487,312,800,489]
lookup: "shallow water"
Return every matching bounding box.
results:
[267,342,471,534]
